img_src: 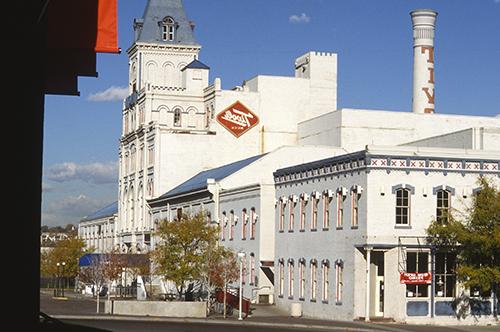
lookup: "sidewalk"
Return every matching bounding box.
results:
[41,291,499,332]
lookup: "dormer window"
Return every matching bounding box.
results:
[162,17,175,41]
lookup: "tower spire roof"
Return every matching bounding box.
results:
[134,0,198,46]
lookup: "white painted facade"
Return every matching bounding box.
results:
[148,145,342,303]
[116,2,338,252]
[273,146,500,324]
[79,214,117,253]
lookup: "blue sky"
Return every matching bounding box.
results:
[41,0,500,226]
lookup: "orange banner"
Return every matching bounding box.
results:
[95,0,119,53]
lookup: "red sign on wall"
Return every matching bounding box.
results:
[216,101,259,138]
[400,272,432,285]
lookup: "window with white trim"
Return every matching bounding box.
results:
[322,261,330,302]
[351,187,359,227]
[310,260,317,301]
[406,251,429,298]
[436,190,451,224]
[242,209,247,240]
[162,17,175,41]
[250,207,257,239]
[323,192,331,229]
[278,260,284,297]
[335,260,343,303]
[435,252,456,297]
[311,193,318,230]
[289,196,295,231]
[229,210,234,240]
[288,260,294,298]
[300,195,307,231]
[279,199,285,232]
[336,190,345,228]
[299,260,305,299]
[250,253,255,285]
[395,188,410,225]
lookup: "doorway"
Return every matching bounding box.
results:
[370,251,385,317]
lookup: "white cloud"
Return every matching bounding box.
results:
[45,161,118,184]
[289,13,310,24]
[88,86,128,102]
[44,195,106,224]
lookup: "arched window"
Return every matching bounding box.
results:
[162,17,175,41]
[173,108,182,127]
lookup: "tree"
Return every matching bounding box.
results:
[152,211,218,299]
[79,255,106,313]
[427,176,500,299]
[40,237,88,282]
[206,246,239,317]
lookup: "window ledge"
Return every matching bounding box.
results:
[299,229,305,232]
[279,230,284,233]
[310,228,317,232]
[288,296,294,300]
[288,229,294,233]
[351,226,358,230]
[310,299,316,303]
[336,226,343,230]
[395,225,412,229]
[322,227,329,231]
[299,297,305,301]
[278,295,283,299]
[322,300,329,304]
[335,301,342,306]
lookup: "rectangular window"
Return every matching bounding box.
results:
[250,208,256,239]
[323,193,331,229]
[337,191,344,228]
[220,214,226,241]
[335,262,343,303]
[322,263,329,302]
[279,261,284,297]
[300,196,306,231]
[242,256,247,284]
[396,189,410,225]
[435,252,456,297]
[436,190,451,223]
[311,195,318,230]
[311,262,317,301]
[406,252,429,297]
[242,210,247,240]
[299,261,305,299]
[250,255,255,285]
[351,189,359,227]
[288,262,294,298]
[289,197,295,231]
[279,200,285,232]
[229,211,234,240]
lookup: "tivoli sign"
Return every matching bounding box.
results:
[217,101,259,138]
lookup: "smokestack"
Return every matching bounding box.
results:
[410,9,438,114]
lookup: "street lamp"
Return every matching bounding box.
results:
[61,262,66,297]
[55,262,60,297]
[237,252,246,321]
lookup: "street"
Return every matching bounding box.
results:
[40,290,499,332]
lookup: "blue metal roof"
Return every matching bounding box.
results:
[81,201,118,221]
[158,154,266,199]
[181,59,210,71]
[135,0,199,46]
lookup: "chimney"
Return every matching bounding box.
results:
[410,9,438,114]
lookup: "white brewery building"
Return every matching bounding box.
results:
[78,0,499,324]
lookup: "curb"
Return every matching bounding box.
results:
[52,315,395,332]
